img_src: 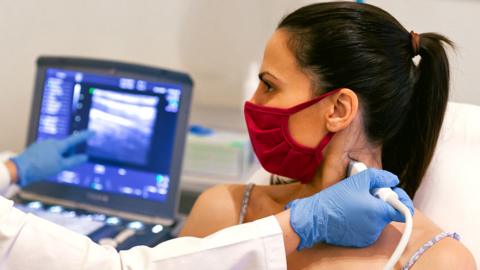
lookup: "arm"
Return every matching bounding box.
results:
[275,209,301,255]
[180,184,243,237]
[0,195,287,270]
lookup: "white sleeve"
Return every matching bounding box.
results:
[0,163,12,192]
[0,196,287,270]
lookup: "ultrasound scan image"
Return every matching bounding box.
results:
[87,89,159,166]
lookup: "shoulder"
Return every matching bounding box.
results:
[179,184,246,237]
[411,233,476,270]
[393,211,476,269]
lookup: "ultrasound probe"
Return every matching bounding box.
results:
[348,161,413,270]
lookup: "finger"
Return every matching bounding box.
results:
[392,187,415,216]
[367,169,400,190]
[382,201,406,223]
[62,154,88,168]
[60,130,95,151]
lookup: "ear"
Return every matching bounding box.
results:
[325,88,359,132]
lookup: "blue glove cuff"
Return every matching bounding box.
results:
[288,198,326,250]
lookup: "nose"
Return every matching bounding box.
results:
[247,93,259,105]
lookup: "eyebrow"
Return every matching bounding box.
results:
[258,71,280,82]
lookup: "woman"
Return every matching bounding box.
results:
[180,2,476,269]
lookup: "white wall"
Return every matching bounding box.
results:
[368,0,480,108]
[0,0,479,151]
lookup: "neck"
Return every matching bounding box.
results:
[295,141,382,199]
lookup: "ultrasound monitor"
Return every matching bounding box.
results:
[20,57,193,225]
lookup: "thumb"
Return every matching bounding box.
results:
[367,169,400,190]
[62,154,88,169]
[382,201,406,223]
[392,187,415,216]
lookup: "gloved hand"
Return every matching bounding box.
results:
[287,168,414,250]
[11,130,94,186]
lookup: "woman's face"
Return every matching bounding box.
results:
[250,29,314,108]
[250,29,333,148]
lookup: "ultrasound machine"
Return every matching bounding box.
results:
[14,56,192,250]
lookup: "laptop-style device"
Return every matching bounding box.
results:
[17,56,192,249]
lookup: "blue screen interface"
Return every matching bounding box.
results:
[36,68,182,202]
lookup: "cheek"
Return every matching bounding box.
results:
[288,103,329,148]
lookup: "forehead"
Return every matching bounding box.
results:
[261,30,302,80]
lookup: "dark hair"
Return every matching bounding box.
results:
[278,2,453,197]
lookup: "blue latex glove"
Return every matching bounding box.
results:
[287,168,414,250]
[11,130,94,186]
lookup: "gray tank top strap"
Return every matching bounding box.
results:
[238,183,255,224]
[403,232,461,270]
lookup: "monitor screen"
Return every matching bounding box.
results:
[36,67,183,202]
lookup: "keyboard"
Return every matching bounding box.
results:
[15,201,172,250]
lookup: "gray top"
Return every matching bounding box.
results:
[238,183,255,225]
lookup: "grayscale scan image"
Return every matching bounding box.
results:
[87,89,159,165]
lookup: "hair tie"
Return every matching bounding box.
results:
[410,31,420,56]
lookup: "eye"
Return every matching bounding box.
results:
[261,79,274,93]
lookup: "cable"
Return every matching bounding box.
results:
[348,161,413,270]
[384,195,413,269]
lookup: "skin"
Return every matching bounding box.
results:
[184,29,477,269]
[5,160,18,183]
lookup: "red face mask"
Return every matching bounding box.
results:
[244,90,339,183]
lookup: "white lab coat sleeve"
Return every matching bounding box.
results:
[0,162,12,193]
[0,196,287,270]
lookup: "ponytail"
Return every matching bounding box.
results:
[382,33,453,197]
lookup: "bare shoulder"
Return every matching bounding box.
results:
[411,235,476,270]
[179,184,246,238]
[408,218,477,270]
